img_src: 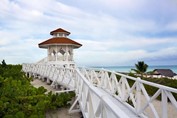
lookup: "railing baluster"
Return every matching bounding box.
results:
[162,90,168,118]
[121,77,126,101]
[136,77,141,113]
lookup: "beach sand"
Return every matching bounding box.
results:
[141,94,177,118]
[30,79,82,118]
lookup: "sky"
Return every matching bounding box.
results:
[0,0,177,66]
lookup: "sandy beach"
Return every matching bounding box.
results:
[141,94,177,118]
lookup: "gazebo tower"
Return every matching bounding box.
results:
[38,28,82,67]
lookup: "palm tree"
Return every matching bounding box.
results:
[131,61,148,78]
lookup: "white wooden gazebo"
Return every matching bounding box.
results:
[38,28,82,67]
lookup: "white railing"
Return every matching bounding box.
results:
[72,68,129,118]
[22,63,75,89]
[22,64,177,118]
[22,64,131,118]
[37,57,48,64]
[22,64,130,118]
[79,67,177,118]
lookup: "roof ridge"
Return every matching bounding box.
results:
[50,28,70,35]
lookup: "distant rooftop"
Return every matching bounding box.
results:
[153,69,176,77]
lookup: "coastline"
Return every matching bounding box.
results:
[91,65,177,73]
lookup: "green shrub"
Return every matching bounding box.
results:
[0,62,75,118]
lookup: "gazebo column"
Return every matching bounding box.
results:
[66,46,68,61]
[47,47,50,61]
[71,49,73,61]
[55,46,57,61]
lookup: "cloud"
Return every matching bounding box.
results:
[77,37,177,51]
[0,0,177,66]
[74,38,177,66]
[165,21,177,31]
[0,37,45,64]
[75,46,177,66]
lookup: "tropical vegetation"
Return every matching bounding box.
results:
[0,60,75,118]
[128,61,177,99]
[131,61,148,77]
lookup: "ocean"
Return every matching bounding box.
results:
[91,65,177,74]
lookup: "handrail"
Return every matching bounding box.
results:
[80,67,177,118]
[22,63,130,118]
[36,57,48,64]
[75,68,130,118]
[22,64,177,118]
[103,68,177,94]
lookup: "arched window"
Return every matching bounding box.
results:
[52,50,56,55]
[57,48,65,61]
[59,48,65,55]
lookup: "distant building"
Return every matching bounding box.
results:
[153,69,176,78]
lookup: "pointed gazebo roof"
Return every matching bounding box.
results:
[38,28,82,49]
[38,37,82,48]
[50,28,70,35]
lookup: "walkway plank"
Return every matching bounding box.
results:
[97,88,140,118]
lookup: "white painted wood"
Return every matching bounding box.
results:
[22,64,177,118]
[136,77,141,113]
[162,90,168,118]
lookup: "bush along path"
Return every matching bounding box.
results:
[0,60,75,118]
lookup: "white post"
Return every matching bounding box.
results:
[136,77,141,113]
[47,78,50,84]
[162,90,168,118]
[71,49,73,61]
[121,77,126,101]
[47,47,49,61]
[66,46,68,61]
[56,45,57,61]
